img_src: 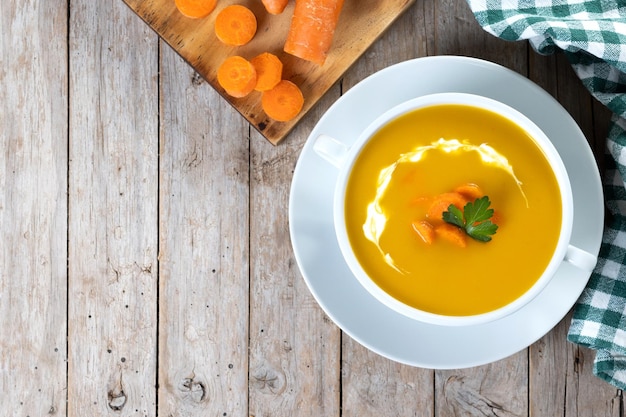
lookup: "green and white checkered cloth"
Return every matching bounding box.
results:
[466,0,626,389]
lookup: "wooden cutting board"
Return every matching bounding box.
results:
[123,0,416,144]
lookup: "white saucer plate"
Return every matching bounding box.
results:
[288,56,604,369]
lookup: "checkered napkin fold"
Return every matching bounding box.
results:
[465,0,626,388]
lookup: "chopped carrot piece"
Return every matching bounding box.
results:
[455,183,483,201]
[435,224,467,248]
[215,5,257,46]
[492,210,502,226]
[261,80,304,122]
[262,0,289,14]
[283,0,345,65]
[426,192,468,222]
[250,52,283,92]
[412,220,435,245]
[217,56,257,98]
[175,0,217,18]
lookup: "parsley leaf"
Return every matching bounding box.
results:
[442,195,498,242]
[442,205,464,228]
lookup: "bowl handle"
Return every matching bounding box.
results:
[313,134,348,168]
[565,245,597,272]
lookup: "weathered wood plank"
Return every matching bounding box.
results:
[528,51,624,416]
[504,50,575,417]
[526,52,574,417]
[338,4,435,417]
[341,341,435,417]
[437,362,528,416]
[67,1,159,414]
[157,44,250,416]
[565,345,623,417]
[528,315,570,416]
[436,0,528,71]
[0,2,69,415]
[248,95,341,415]
[433,1,530,415]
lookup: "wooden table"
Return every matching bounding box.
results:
[2,1,620,416]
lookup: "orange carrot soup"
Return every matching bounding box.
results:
[344,104,562,316]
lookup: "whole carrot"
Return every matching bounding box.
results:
[262,0,289,14]
[283,0,345,65]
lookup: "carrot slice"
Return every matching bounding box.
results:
[426,192,468,222]
[261,80,304,122]
[262,0,289,14]
[215,5,257,46]
[455,183,483,201]
[217,56,257,98]
[412,220,435,245]
[435,224,467,248]
[250,52,283,92]
[175,0,217,18]
[283,0,345,65]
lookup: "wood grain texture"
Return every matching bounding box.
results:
[338,5,435,417]
[1,0,623,415]
[67,0,159,415]
[122,0,415,144]
[437,361,528,416]
[342,337,435,417]
[0,2,68,416]
[565,345,623,417]
[432,2,530,415]
[526,51,621,416]
[157,44,250,415]
[248,103,342,415]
